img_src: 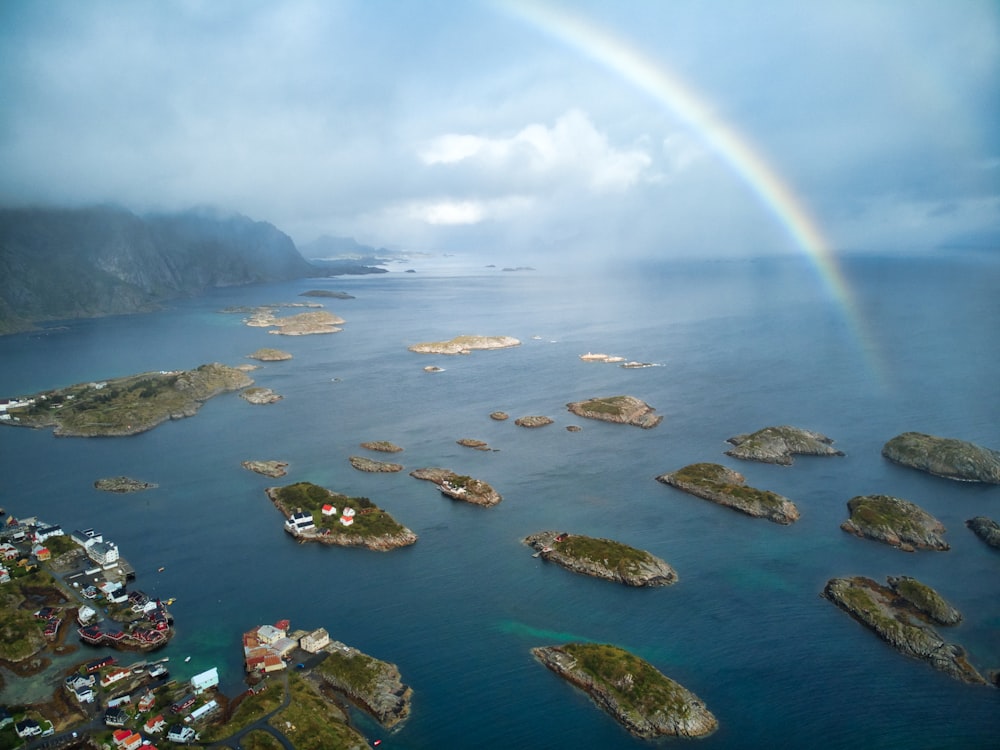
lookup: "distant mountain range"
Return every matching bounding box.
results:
[0,206,385,334]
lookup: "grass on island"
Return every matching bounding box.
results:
[269,671,365,750]
[890,577,952,619]
[10,364,248,434]
[562,643,693,716]
[0,569,60,661]
[274,482,408,537]
[848,496,928,536]
[557,536,653,575]
[575,396,634,416]
[314,648,381,695]
[829,579,906,641]
[199,679,286,742]
[242,730,286,750]
[671,463,786,510]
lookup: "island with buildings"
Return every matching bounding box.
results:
[410,468,503,507]
[266,482,417,550]
[656,463,800,524]
[524,531,677,587]
[0,363,252,437]
[532,643,717,738]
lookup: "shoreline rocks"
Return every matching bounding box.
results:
[566,395,662,429]
[94,476,158,493]
[247,348,293,361]
[966,516,1000,549]
[456,438,491,451]
[407,334,520,355]
[515,415,553,428]
[524,531,677,587]
[840,494,948,551]
[532,643,717,738]
[656,463,799,524]
[881,432,1000,483]
[240,386,282,404]
[349,456,403,473]
[241,460,288,478]
[822,576,986,685]
[410,467,502,507]
[725,425,844,465]
[360,441,403,453]
[315,640,412,728]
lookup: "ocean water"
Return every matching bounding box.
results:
[1,253,998,748]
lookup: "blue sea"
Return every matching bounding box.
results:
[1,252,998,748]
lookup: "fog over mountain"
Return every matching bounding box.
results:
[0,206,381,334]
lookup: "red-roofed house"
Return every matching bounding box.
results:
[101,667,131,688]
[144,714,166,733]
[112,728,131,746]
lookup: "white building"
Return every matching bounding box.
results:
[340,507,356,526]
[87,541,119,565]
[300,627,330,653]
[191,667,219,694]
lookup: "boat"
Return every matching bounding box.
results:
[184,656,191,663]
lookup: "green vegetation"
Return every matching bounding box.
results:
[671,463,786,510]
[269,671,366,750]
[315,649,380,695]
[6,363,251,436]
[242,730,286,750]
[200,681,286,742]
[562,643,692,716]
[576,396,632,416]
[0,607,45,662]
[273,482,407,538]
[43,534,78,557]
[558,536,653,576]
[848,495,926,536]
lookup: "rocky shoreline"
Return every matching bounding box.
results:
[407,334,520,355]
[822,576,986,685]
[241,459,289,478]
[349,455,404,472]
[966,516,1000,549]
[656,463,799,524]
[725,425,844,465]
[566,395,662,428]
[410,467,502,507]
[881,432,1000,483]
[315,640,412,728]
[840,494,948,551]
[94,476,158,492]
[532,643,717,738]
[524,531,677,587]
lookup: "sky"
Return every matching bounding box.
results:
[1,0,997,261]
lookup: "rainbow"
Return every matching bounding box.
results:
[499,1,882,379]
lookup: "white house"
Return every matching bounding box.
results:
[284,511,315,534]
[167,725,196,743]
[340,507,356,526]
[87,540,119,565]
[186,699,218,722]
[191,667,219,694]
[300,627,330,653]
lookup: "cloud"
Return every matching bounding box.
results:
[420,110,651,193]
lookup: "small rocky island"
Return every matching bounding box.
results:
[457,438,492,451]
[532,643,717,738]
[242,459,289,478]
[725,425,844,465]
[840,494,948,551]
[656,463,800,524]
[349,455,404,473]
[0,362,252,437]
[240,386,282,404]
[966,516,1000,549]
[360,440,403,453]
[244,306,346,335]
[94,476,158,492]
[266,482,417,550]
[524,531,677,587]
[300,289,355,299]
[515,415,553,428]
[247,347,293,361]
[407,334,520,355]
[410,467,502,507]
[822,576,986,685]
[566,395,662,428]
[881,432,1000,483]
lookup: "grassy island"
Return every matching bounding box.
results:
[524,532,677,586]
[407,334,520,355]
[533,643,717,738]
[267,482,416,550]
[2,362,252,436]
[566,395,662,428]
[841,494,948,551]
[657,463,799,524]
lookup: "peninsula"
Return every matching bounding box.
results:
[840,494,948,551]
[725,425,844,465]
[410,467,502,507]
[0,362,252,436]
[822,576,986,685]
[566,395,662,428]
[881,432,1000,483]
[407,334,520,355]
[266,482,417,550]
[524,531,677,587]
[656,463,800,524]
[532,643,717,738]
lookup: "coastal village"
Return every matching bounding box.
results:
[0,506,410,749]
